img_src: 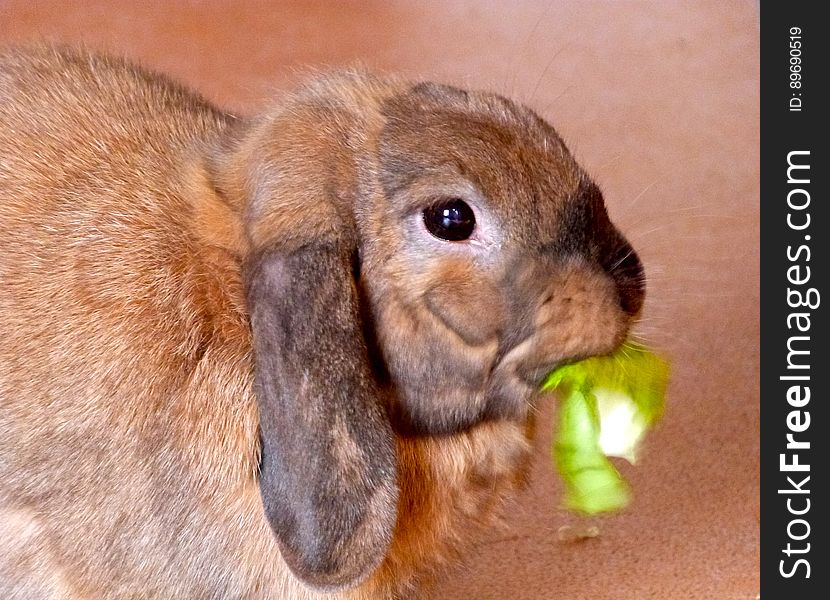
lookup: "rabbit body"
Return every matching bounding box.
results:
[0,46,642,599]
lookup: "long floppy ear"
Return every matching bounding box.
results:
[213,85,401,590]
[245,237,398,591]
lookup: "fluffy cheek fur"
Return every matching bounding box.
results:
[358,209,510,433]
[422,264,506,347]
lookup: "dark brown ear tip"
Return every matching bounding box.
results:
[278,541,388,593]
[256,411,398,593]
[262,476,397,592]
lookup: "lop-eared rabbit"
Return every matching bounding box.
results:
[0,46,644,598]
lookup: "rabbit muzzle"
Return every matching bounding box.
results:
[483,251,643,416]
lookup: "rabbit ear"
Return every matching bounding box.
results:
[205,79,400,589]
[245,238,398,591]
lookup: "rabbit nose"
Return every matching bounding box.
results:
[552,179,645,317]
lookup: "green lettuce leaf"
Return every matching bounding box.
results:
[542,342,670,514]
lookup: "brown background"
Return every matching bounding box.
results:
[0,1,760,598]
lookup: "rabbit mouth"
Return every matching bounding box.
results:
[382,284,631,434]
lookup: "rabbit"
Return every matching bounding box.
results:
[0,44,645,599]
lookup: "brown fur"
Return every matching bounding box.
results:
[0,45,643,598]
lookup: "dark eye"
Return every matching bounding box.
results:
[422,199,476,241]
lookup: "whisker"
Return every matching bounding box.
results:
[507,0,557,94]
[663,203,711,214]
[536,83,575,118]
[597,152,624,172]
[623,224,672,244]
[609,248,635,273]
[528,45,568,106]
[620,176,663,214]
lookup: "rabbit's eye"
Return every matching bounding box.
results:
[423,199,476,242]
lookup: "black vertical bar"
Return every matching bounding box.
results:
[761,2,827,597]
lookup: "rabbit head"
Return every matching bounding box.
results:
[209,72,644,592]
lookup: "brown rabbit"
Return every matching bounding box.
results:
[0,45,644,599]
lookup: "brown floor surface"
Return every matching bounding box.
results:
[0,2,760,598]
